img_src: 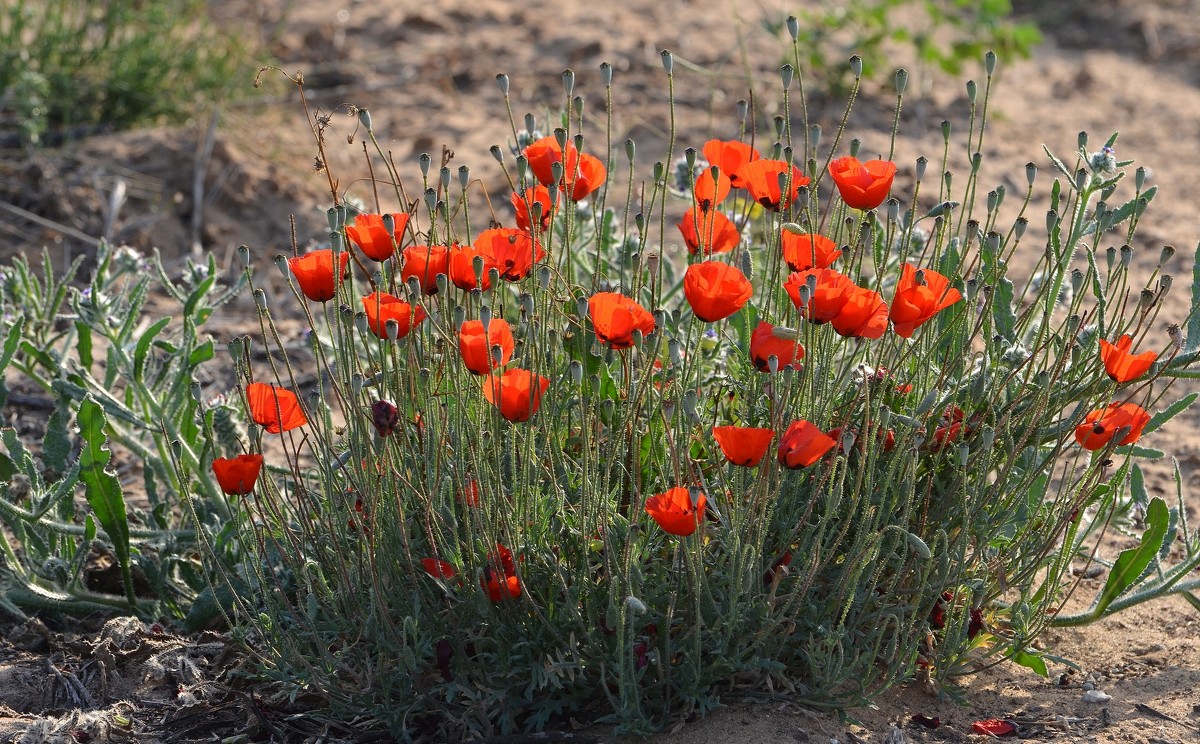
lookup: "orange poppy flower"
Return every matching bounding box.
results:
[511,185,557,232]
[777,419,837,469]
[458,318,515,375]
[644,486,707,536]
[693,168,731,212]
[683,261,753,322]
[736,159,809,211]
[828,156,897,211]
[362,291,426,340]
[400,244,450,295]
[345,212,408,261]
[287,249,349,302]
[712,426,775,466]
[781,232,842,272]
[588,291,656,349]
[564,152,606,201]
[678,207,741,256]
[1099,334,1156,383]
[702,139,760,189]
[925,406,966,451]
[483,368,550,422]
[889,263,962,338]
[447,242,497,291]
[784,268,856,323]
[481,543,521,602]
[749,321,803,373]
[524,135,572,187]
[829,284,889,340]
[458,478,481,507]
[211,453,263,495]
[246,382,308,434]
[421,558,458,580]
[475,227,546,281]
[1075,401,1151,450]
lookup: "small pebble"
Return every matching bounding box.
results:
[1082,689,1112,704]
[1082,682,1095,691]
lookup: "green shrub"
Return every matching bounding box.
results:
[191,52,1200,740]
[0,0,242,145]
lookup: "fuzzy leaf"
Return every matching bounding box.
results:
[77,397,136,605]
[1094,497,1169,615]
[1012,649,1049,677]
[1186,243,1200,354]
[1145,392,1197,435]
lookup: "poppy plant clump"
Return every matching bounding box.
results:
[213,54,1200,741]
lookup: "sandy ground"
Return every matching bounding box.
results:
[1,0,1199,741]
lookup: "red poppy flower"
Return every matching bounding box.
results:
[890,263,962,338]
[1099,334,1156,383]
[371,400,399,436]
[1075,401,1151,450]
[828,156,897,211]
[926,407,964,451]
[829,284,889,340]
[475,227,546,281]
[678,207,741,255]
[784,268,856,323]
[702,139,760,189]
[481,543,520,601]
[362,291,426,340]
[736,159,809,211]
[588,291,656,349]
[246,382,308,434]
[781,232,842,272]
[524,136,571,186]
[400,244,450,295]
[644,486,707,536]
[483,368,550,422]
[777,419,836,469]
[971,720,1016,737]
[447,242,497,291]
[211,453,263,495]
[749,321,804,373]
[522,136,605,201]
[458,318,515,375]
[421,558,458,580]
[712,426,775,466]
[564,152,606,201]
[288,249,349,302]
[458,479,481,507]
[827,423,896,453]
[511,185,557,232]
[345,212,408,261]
[693,168,731,212]
[683,261,753,322]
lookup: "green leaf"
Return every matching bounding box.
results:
[1145,392,1197,435]
[75,320,93,370]
[1114,445,1164,459]
[43,402,72,476]
[0,318,24,408]
[1012,649,1049,677]
[1094,497,1169,615]
[1186,243,1200,354]
[1130,464,1148,509]
[77,397,136,606]
[133,317,171,382]
[187,338,215,367]
[1107,185,1156,227]
[992,275,1016,342]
